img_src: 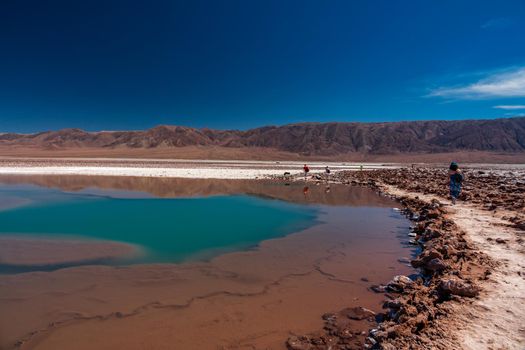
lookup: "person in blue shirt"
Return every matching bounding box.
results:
[448,162,463,205]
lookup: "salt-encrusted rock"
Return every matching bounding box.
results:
[439,278,480,297]
[384,275,413,293]
[371,284,387,293]
[383,299,403,310]
[410,249,442,268]
[424,258,448,272]
[392,275,413,285]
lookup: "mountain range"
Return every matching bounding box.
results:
[1,117,524,160]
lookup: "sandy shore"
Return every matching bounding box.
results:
[0,236,140,268]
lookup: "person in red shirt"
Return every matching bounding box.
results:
[303,164,310,180]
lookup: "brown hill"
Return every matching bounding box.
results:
[1,117,524,158]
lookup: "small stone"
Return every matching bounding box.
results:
[383,299,403,310]
[321,313,336,322]
[386,275,413,292]
[425,258,448,272]
[286,336,312,350]
[367,336,377,345]
[376,330,389,340]
[385,326,401,338]
[342,306,376,320]
[336,327,354,339]
[439,278,480,297]
[371,285,387,293]
[392,275,413,285]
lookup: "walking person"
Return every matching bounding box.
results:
[448,162,463,205]
[325,166,331,182]
[303,164,310,180]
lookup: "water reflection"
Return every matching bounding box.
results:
[0,174,394,207]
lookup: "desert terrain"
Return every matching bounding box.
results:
[0,160,524,349]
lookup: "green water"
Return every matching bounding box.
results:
[0,186,318,265]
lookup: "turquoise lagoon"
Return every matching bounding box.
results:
[0,184,318,266]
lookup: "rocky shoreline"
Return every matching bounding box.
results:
[286,167,524,350]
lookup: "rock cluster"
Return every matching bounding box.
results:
[288,167,507,350]
[336,166,525,234]
[336,167,525,214]
[286,307,377,350]
[358,194,492,349]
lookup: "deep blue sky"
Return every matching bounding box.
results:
[1,0,525,132]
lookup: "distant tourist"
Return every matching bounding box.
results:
[448,162,463,205]
[325,166,331,181]
[303,164,310,180]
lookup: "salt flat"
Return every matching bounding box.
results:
[0,158,398,179]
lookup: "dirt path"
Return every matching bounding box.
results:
[384,184,525,350]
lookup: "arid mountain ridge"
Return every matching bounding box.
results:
[1,117,524,156]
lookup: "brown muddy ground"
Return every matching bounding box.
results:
[0,177,414,350]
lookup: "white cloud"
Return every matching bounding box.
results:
[429,67,525,99]
[493,105,525,110]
